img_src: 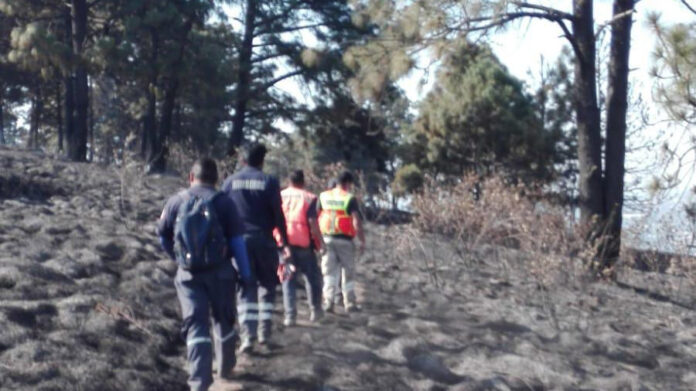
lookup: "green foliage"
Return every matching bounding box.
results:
[392,164,423,196]
[534,48,578,198]
[650,16,696,124]
[401,43,558,182]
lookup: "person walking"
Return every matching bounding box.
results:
[222,144,290,352]
[317,171,366,313]
[275,170,325,326]
[157,158,252,391]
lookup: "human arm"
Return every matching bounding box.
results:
[348,198,366,254]
[159,236,176,260]
[306,198,325,252]
[269,178,292,259]
[216,194,254,283]
[157,195,180,261]
[309,217,325,253]
[229,235,252,282]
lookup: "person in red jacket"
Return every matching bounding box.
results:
[274,170,325,325]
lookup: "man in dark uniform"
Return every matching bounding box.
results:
[222,144,291,352]
[157,158,252,391]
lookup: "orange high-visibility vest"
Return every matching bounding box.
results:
[275,186,318,248]
[318,188,356,237]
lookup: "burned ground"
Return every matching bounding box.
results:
[1,148,696,391]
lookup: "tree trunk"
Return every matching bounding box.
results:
[143,29,159,165]
[147,79,178,173]
[56,81,63,153]
[572,0,604,227]
[28,87,43,149]
[68,0,88,162]
[63,6,74,154]
[88,76,94,162]
[229,0,257,155]
[0,93,5,145]
[602,0,634,266]
[148,19,192,173]
[173,102,182,142]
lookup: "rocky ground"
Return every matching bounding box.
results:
[2,147,696,391]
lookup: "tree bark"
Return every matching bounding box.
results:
[572,0,604,227]
[148,18,192,173]
[229,0,257,154]
[88,76,94,162]
[56,81,63,153]
[28,87,43,149]
[63,6,74,155]
[143,29,159,165]
[602,0,634,266]
[68,0,88,162]
[0,93,5,145]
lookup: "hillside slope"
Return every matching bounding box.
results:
[1,148,696,391]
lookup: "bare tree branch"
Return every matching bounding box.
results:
[510,1,573,20]
[253,69,303,93]
[257,23,327,36]
[595,8,635,39]
[681,0,696,15]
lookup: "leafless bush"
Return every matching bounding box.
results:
[167,140,238,181]
[395,174,597,328]
[412,175,586,258]
[113,133,145,230]
[391,175,608,335]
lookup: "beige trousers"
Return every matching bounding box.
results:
[321,236,357,308]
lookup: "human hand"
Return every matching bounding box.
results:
[282,246,292,261]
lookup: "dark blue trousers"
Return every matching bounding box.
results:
[175,267,237,391]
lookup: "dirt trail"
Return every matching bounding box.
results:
[2,148,696,391]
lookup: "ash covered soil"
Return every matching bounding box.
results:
[2,148,696,391]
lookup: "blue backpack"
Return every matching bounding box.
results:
[173,192,228,272]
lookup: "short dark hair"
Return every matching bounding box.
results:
[245,143,267,168]
[191,158,218,184]
[290,170,305,187]
[338,170,354,186]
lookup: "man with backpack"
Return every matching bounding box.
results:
[318,171,366,313]
[157,158,252,391]
[274,170,325,326]
[222,144,290,352]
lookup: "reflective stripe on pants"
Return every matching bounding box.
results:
[175,268,238,391]
[238,233,279,342]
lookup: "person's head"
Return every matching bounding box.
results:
[289,170,305,188]
[244,143,267,169]
[338,170,354,191]
[327,178,337,190]
[189,157,218,186]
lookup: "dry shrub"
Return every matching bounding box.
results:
[113,133,146,230]
[405,174,593,289]
[394,174,600,333]
[167,140,238,181]
[413,175,582,253]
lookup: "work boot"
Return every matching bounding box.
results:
[239,338,254,354]
[322,301,334,313]
[310,309,324,323]
[283,317,296,327]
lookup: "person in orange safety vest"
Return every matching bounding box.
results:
[274,170,325,325]
[317,171,366,313]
